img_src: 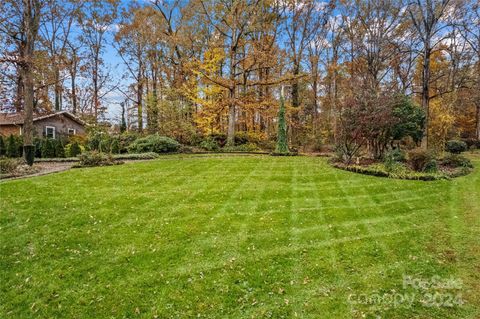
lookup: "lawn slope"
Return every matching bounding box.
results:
[1,154,479,318]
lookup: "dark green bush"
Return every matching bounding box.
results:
[77,151,116,167]
[41,139,56,158]
[65,142,82,157]
[207,133,227,147]
[441,154,473,168]
[445,140,467,154]
[424,159,438,173]
[54,139,65,158]
[34,138,42,158]
[391,96,425,144]
[234,132,249,145]
[0,136,5,156]
[407,148,434,172]
[6,135,21,158]
[17,136,24,157]
[128,134,180,154]
[199,138,220,151]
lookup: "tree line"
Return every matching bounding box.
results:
[0,0,479,163]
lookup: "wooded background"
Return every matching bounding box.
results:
[1,0,479,153]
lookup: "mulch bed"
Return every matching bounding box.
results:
[330,160,473,181]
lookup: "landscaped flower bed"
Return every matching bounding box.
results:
[330,145,474,181]
[330,160,472,181]
[0,158,40,179]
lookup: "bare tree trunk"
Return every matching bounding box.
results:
[227,88,236,145]
[152,68,159,133]
[477,61,480,140]
[71,68,77,114]
[93,56,99,120]
[312,77,318,121]
[22,0,40,166]
[332,48,338,145]
[14,68,24,112]
[227,42,237,146]
[54,65,62,111]
[137,61,143,133]
[291,62,300,109]
[476,102,480,140]
[23,65,34,145]
[421,43,431,149]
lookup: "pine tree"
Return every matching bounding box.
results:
[6,134,19,157]
[0,136,5,156]
[275,89,289,154]
[41,139,55,158]
[55,139,65,158]
[69,142,82,157]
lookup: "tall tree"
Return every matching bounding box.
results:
[408,0,451,149]
[78,0,118,121]
[0,0,42,164]
[39,0,80,111]
[459,1,480,139]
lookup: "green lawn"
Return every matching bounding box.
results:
[1,154,479,318]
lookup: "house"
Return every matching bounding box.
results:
[0,111,86,138]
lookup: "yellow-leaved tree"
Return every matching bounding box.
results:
[415,47,456,153]
[183,47,227,135]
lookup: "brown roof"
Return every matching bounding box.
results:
[0,113,24,125]
[0,111,85,126]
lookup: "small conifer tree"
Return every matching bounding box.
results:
[70,142,82,157]
[6,134,18,157]
[0,135,5,156]
[275,87,289,154]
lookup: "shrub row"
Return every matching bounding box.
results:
[127,134,180,153]
[78,130,273,157]
[0,134,86,159]
[113,152,159,160]
[331,161,443,181]
[441,153,473,169]
[0,135,23,158]
[75,151,120,168]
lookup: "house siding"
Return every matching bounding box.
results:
[34,116,85,138]
[0,113,85,138]
[0,125,21,136]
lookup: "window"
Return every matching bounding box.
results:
[45,126,55,139]
[68,128,76,135]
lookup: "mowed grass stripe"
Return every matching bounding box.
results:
[1,155,479,318]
